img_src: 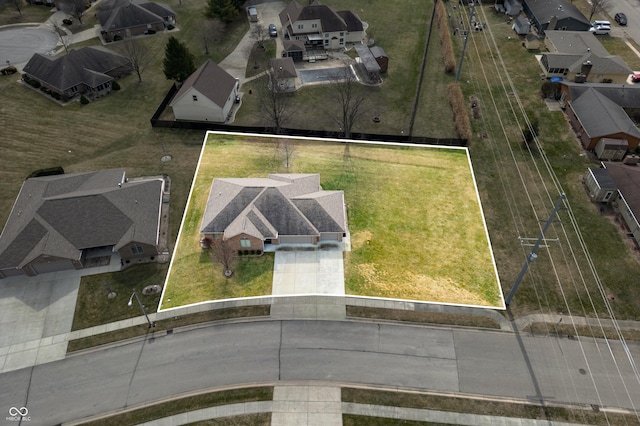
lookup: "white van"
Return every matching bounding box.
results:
[247,7,258,22]
[592,20,611,27]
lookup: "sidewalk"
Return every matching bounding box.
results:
[97,384,591,426]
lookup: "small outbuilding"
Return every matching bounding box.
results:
[270,57,299,92]
[370,46,388,73]
[584,167,617,203]
[524,34,540,50]
[513,16,530,35]
[595,138,628,161]
[354,44,382,84]
[504,0,522,16]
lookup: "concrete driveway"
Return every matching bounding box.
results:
[0,256,121,373]
[272,250,345,295]
[219,1,285,82]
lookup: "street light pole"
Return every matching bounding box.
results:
[128,290,154,328]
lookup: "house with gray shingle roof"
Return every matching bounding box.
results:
[600,162,640,247]
[559,81,640,108]
[538,31,632,83]
[200,174,347,253]
[565,88,640,151]
[97,0,176,42]
[22,46,132,102]
[0,169,167,279]
[169,60,239,123]
[279,0,365,51]
[522,0,590,34]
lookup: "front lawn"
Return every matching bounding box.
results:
[161,133,501,309]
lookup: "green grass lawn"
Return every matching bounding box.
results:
[162,133,501,309]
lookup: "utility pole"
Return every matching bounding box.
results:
[505,193,565,306]
[455,2,475,83]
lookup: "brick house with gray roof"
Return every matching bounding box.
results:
[0,169,166,278]
[200,174,347,253]
[565,88,640,151]
[279,0,365,51]
[22,46,132,102]
[97,0,176,42]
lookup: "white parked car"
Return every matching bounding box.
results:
[589,24,611,35]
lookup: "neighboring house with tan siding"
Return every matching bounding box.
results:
[279,0,365,51]
[200,174,347,254]
[0,169,166,279]
[539,31,632,83]
[169,60,239,123]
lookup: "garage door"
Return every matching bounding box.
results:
[280,235,315,244]
[32,259,74,275]
[0,268,25,278]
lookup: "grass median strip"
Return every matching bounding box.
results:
[346,306,501,329]
[341,388,640,425]
[67,306,270,352]
[79,387,273,426]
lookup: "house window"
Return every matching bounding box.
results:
[324,40,329,46]
[131,245,144,255]
[339,38,344,44]
[312,23,318,29]
[192,95,198,101]
[324,33,329,38]
[240,238,251,248]
[298,24,303,30]
[340,32,344,36]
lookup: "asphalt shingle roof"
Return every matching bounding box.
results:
[603,162,640,218]
[563,82,640,108]
[0,169,164,269]
[570,88,640,139]
[170,60,237,109]
[22,46,131,92]
[97,0,174,32]
[201,174,346,240]
[279,1,362,34]
[524,0,589,26]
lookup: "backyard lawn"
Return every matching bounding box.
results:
[161,133,502,309]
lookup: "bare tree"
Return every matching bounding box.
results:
[251,24,267,49]
[10,0,23,15]
[258,67,296,133]
[276,138,296,170]
[203,18,225,55]
[52,21,70,54]
[329,63,368,139]
[588,0,611,21]
[209,238,236,277]
[64,0,87,25]
[117,36,153,82]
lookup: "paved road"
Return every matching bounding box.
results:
[1,320,639,425]
[609,0,640,45]
[0,26,58,66]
